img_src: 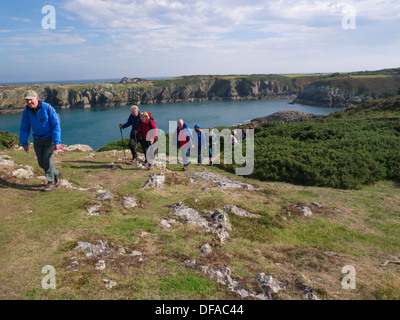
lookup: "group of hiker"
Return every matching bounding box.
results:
[119,106,219,171]
[19,92,238,192]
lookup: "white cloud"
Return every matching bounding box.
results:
[2,30,86,47]
[9,17,31,23]
[2,0,399,82]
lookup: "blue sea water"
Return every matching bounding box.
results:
[0,99,344,151]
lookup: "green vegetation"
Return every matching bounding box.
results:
[1,121,400,300]
[0,131,20,150]
[223,97,400,189]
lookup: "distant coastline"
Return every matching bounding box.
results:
[1,68,400,114]
[0,77,175,86]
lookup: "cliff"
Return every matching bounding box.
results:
[0,75,315,114]
[294,76,400,108]
[2,70,400,113]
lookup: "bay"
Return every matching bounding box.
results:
[0,99,344,151]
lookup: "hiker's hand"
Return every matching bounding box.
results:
[119,124,123,129]
[54,145,63,150]
[23,146,29,153]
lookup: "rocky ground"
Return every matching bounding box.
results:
[1,145,400,300]
[250,110,323,126]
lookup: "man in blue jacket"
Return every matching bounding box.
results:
[119,105,141,161]
[20,90,63,192]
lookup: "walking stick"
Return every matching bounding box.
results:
[120,128,127,164]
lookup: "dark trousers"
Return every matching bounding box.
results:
[33,137,59,182]
[197,146,203,164]
[140,140,155,164]
[128,135,138,159]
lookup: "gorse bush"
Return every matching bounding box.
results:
[0,131,20,150]
[223,97,400,189]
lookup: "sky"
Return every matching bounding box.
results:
[0,0,399,83]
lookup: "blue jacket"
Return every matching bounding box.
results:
[194,124,207,148]
[19,100,61,146]
[122,111,141,138]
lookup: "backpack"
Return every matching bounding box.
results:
[147,112,158,143]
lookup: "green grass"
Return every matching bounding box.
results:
[1,107,400,300]
[282,73,330,78]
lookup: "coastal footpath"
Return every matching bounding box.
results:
[1,69,400,114]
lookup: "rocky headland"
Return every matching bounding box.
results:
[293,75,400,108]
[0,75,320,114]
[1,70,400,114]
[250,110,323,126]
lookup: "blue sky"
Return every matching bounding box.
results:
[0,0,399,83]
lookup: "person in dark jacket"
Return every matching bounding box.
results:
[19,90,63,192]
[173,119,194,170]
[207,128,218,166]
[194,124,207,165]
[119,105,141,161]
[138,112,158,170]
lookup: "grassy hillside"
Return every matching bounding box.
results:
[221,97,400,190]
[1,141,400,300]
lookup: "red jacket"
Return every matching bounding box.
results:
[139,120,157,142]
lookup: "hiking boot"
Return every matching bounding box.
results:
[148,164,154,170]
[55,172,63,187]
[183,165,188,171]
[43,182,57,192]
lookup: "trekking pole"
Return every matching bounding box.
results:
[120,128,127,164]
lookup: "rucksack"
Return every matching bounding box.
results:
[147,112,158,143]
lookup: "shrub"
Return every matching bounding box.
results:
[222,97,400,189]
[0,131,20,150]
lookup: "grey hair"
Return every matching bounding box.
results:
[130,105,139,112]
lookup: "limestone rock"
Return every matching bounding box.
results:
[97,189,114,202]
[200,243,212,256]
[293,205,313,217]
[95,259,106,270]
[184,259,196,266]
[311,202,323,209]
[223,205,260,218]
[188,170,258,190]
[87,205,102,216]
[142,173,165,189]
[0,157,17,167]
[123,196,138,209]
[167,203,232,244]
[304,286,320,300]
[161,219,172,228]
[103,278,118,289]
[200,266,261,299]
[11,167,35,180]
[166,202,210,231]
[256,273,286,298]
[64,144,93,152]
[75,240,110,258]
[60,179,91,191]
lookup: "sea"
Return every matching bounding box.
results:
[0,78,345,151]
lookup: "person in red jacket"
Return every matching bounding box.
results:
[138,112,158,170]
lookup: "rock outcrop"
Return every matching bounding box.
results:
[251,110,322,126]
[293,84,369,108]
